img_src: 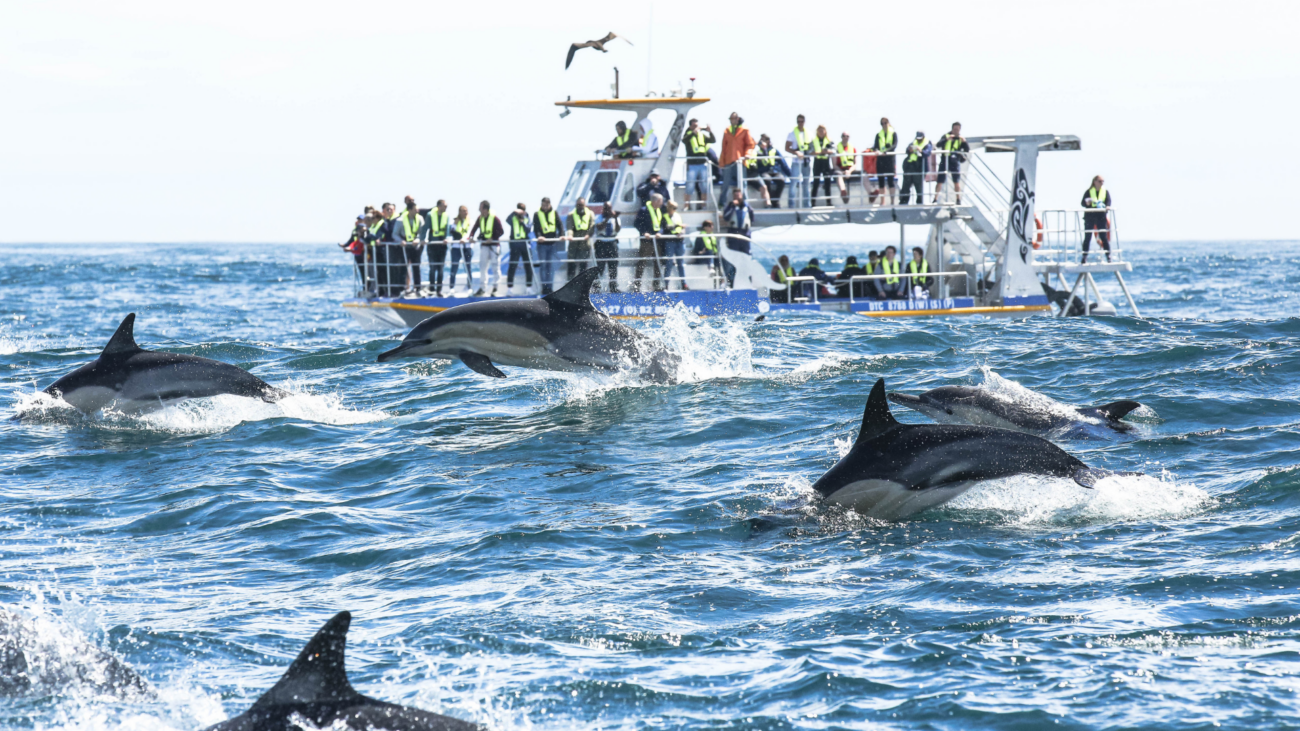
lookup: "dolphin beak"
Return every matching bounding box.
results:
[377,342,422,363]
[887,393,923,410]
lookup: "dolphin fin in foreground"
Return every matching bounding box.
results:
[204,611,481,731]
[1083,400,1143,422]
[857,378,901,443]
[459,351,506,378]
[102,313,144,358]
[543,266,601,310]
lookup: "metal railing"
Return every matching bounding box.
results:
[845,271,969,303]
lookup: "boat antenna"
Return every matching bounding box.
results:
[612,67,619,99]
[646,1,653,95]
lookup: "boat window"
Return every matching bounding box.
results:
[620,171,636,203]
[561,165,590,206]
[587,170,617,205]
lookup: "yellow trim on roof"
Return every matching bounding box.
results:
[555,97,710,107]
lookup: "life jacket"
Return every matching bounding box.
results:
[811,135,832,160]
[906,138,929,164]
[428,210,449,238]
[1088,186,1107,209]
[747,145,776,169]
[774,265,794,283]
[699,234,718,254]
[400,210,423,242]
[791,126,810,152]
[876,127,895,151]
[452,217,470,242]
[477,212,496,242]
[643,202,662,232]
[666,212,684,236]
[509,214,528,241]
[942,135,964,154]
[536,209,558,237]
[836,142,855,168]
[571,207,595,234]
[367,219,383,244]
[907,259,929,275]
[686,130,710,155]
[881,259,901,285]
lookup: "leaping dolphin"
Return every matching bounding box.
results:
[812,379,1136,521]
[203,611,480,731]
[41,313,286,415]
[378,267,680,382]
[887,385,1142,435]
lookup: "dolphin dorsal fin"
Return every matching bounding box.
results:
[543,267,601,311]
[250,611,361,709]
[857,378,900,443]
[1086,400,1142,422]
[102,314,142,358]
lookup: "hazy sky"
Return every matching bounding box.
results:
[2,0,1296,243]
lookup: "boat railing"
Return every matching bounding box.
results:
[845,272,969,303]
[1031,208,1125,269]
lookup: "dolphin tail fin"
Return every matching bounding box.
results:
[251,611,361,709]
[102,314,142,358]
[1071,466,1145,488]
[1084,400,1142,422]
[857,378,900,444]
[544,267,600,311]
[262,387,291,403]
[460,351,506,378]
[1040,282,1067,307]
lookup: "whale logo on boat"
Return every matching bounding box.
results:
[203,611,480,731]
[1010,168,1035,264]
[886,385,1142,435]
[41,314,286,415]
[811,379,1137,521]
[377,267,680,382]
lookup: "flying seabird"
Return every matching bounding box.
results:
[565,32,633,70]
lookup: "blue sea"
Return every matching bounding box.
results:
[2,240,1299,730]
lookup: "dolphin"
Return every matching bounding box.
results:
[41,313,286,415]
[887,385,1142,435]
[0,607,154,699]
[811,379,1135,521]
[1041,281,1116,317]
[204,611,480,731]
[377,267,680,382]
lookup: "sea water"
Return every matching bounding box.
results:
[1,240,1298,729]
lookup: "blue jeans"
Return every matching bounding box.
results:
[448,246,472,290]
[662,239,686,287]
[536,242,561,290]
[717,163,741,207]
[789,157,810,208]
[686,164,709,201]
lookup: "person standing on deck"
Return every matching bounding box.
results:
[604,120,637,159]
[593,201,622,293]
[633,118,658,157]
[809,125,836,207]
[721,188,755,288]
[376,202,402,297]
[718,112,755,207]
[470,201,503,296]
[566,197,596,282]
[935,122,970,204]
[900,132,931,206]
[785,114,812,208]
[660,200,687,291]
[1081,175,1113,263]
[683,118,716,209]
[833,131,857,205]
[533,197,562,294]
[425,199,451,296]
[448,205,473,293]
[693,219,722,288]
[398,201,426,295]
[873,118,899,206]
[505,203,534,293]
[636,172,670,205]
[633,193,665,292]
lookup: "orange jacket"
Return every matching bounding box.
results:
[719,124,755,167]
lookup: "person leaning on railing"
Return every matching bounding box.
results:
[593,201,621,293]
[900,132,932,206]
[720,188,754,288]
[342,214,368,289]
[833,131,856,205]
[691,219,721,288]
[809,125,836,207]
[935,122,970,205]
[682,118,716,209]
[797,258,834,301]
[425,199,451,296]
[375,202,402,297]
[769,254,795,303]
[660,200,687,291]
[447,205,474,293]
[1081,175,1112,264]
[873,118,899,206]
[533,197,562,294]
[906,246,932,299]
[604,120,638,159]
[785,114,812,208]
[566,197,596,282]
[632,193,665,293]
[835,255,868,299]
[747,134,788,209]
[469,201,504,297]
[505,203,535,293]
[398,198,428,295]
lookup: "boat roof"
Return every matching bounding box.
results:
[555,97,710,115]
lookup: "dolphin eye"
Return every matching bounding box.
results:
[945,408,954,415]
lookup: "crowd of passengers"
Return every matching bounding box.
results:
[769,248,934,304]
[604,111,973,209]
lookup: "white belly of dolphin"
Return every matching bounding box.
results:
[826,479,977,522]
[429,323,622,372]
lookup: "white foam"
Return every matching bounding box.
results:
[978,367,1093,425]
[945,470,1210,525]
[0,318,45,356]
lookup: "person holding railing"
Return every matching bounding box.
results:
[721,188,754,288]
[1081,175,1112,263]
[835,255,869,299]
[425,199,450,296]
[797,258,834,300]
[361,205,383,295]
[906,246,932,299]
[342,215,368,289]
[448,205,473,294]
[693,219,721,289]
[604,120,637,159]
[660,200,687,291]
[935,122,970,205]
[878,245,905,299]
[505,203,535,294]
[566,197,596,282]
[747,134,788,208]
[470,201,504,297]
[717,112,755,208]
[533,197,562,294]
[375,202,402,297]
[682,118,715,210]
[809,125,835,207]
[769,254,795,303]
[873,118,899,206]
[785,114,812,208]
[593,201,621,293]
[900,132,931,206]
[397,201,426,296]
[833,131,856,205]
[632,193,665,292]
